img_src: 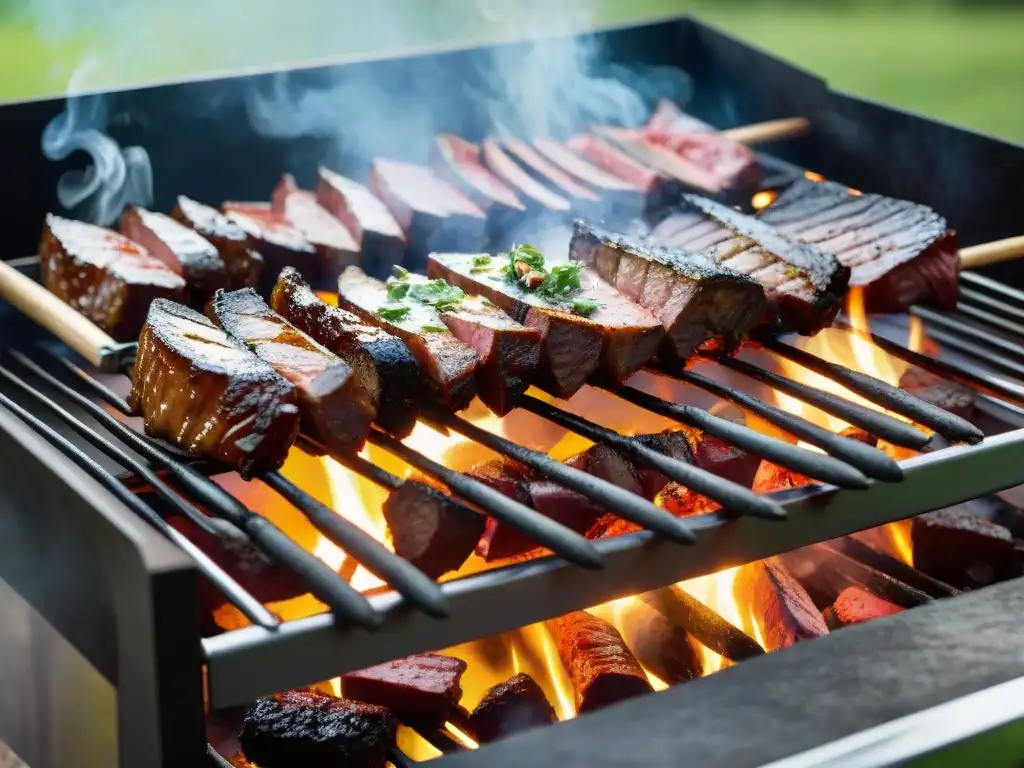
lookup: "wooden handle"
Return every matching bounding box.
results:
[723,117,811,146]
[959,236,1024,270]
[0,259,116,368]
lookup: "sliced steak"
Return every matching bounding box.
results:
[172,195,263,290]
[565,133,663,195]
[502,138,602,213]
[481,139,572,215]
[316,167,406,278]
[271,266,421,436]
[40,214,186,340]
[532,137,644,218]
[128,299,300,475]
[240,690,397,768]
[369,159,487,268]
[382,480,485,579]
[341,653,467,720]
[337,266,478,411]
[760,179,959,313]
[210,288,375,454]
[271,174,360,283]
[651,195,851,335]
[119,205,227,302]
[470,674,557,742]
[428,251,663,396]
[570,220,766,359]
[222,201,318,293]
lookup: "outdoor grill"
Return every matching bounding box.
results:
[2,14,1024,768]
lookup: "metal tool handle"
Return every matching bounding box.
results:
[0,259,118,369]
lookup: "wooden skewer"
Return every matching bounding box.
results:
[722,116,811,146]
[959,236,1024,270]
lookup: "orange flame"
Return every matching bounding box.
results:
[751,190,778,211]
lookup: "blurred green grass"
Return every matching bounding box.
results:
[0,1,1020,144]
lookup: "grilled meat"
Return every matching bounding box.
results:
[342,653,467,720]
[336,267,477,412]
[272,174,360,283]
[128,299,300,476]
[222,202,317,293]
[570,220,766,359]
[370,159,487,268]
[271,267,421,436]
[428,252,663,396]
[470,674,557,743]
[824,586,903,630]
[760,179,959,313]
[481,139,572,214]
[617,598,702,685]
[40,215,187,340]
[239,690,397,768]
[316,167,406,278]
[119,205,227,302]
[210,288,375,454]
[502,138,602,209]
[382,481,485,579]
[898,365,977,421]
[172,195,263,290]
[650,195,851,334]
[911,506,1021,589]
[547,610,653,714]
[566,133,662,195]
[533,137,644,219]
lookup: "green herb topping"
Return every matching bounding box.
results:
[537,262,582,299]
[499,245,593,315]
[376,305,411,322]
[572,298,598,316]
[503,243,546,281]
[386,280,410,301]
[407,279,465,312]
[472,255,492,267]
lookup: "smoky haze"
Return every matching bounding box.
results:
[26,0,690,239]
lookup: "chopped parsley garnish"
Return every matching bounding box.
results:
[572,297,598,316]
[472,255,492,267]
[392,265,410,280]
[536,262,582,299]
[420,323,449,333]
[503,243,546,281]
[376,305,410,322]
[386,280,410,301]
[407,279,465,312]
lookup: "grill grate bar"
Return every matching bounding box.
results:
[912,306,1024,362]
[654,364,903,481]
[703,352,931,449]
[9,350,383,629]
[757,336,983,444]
[956,301,1024,339]
[958,287,1024,325]
[426,409,700,540]
[961,270,1024,306]
[596,379,868,488]
[0,385,280,629]
[366,427,604,568]
[518,394,786,520]
[206,745,235,768]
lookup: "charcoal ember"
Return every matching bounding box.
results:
[631,429,696,498]
[911,506,1021,588]
[222,201,317,294]
[342,653,467,720]
[652,484,721,520]
[167,515,306,610]
[382,481,485,579]
[691,433,760,489]
[271,174,360,284]
[564,443,641,496]
[839,426,879,446]
[617,599,702,685]
[239,689,397,768]
[316,167,405,279]
[898,366,977,421]
[40,214,187,340]
[547,610,653,714]
[370,159,487,269]
[735,560,828,651]
[825,586,904,630]
[469,673,556,743]
[752,460,812,495]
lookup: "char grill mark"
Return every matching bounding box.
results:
[40,214,187,340]
[760,179,959,312]
[172,195,264,290]
[382,480,485,579]
[369,159,487,269]
[650,195,851,334]
[239,689,397,768]
[469,673,557,742]
[481,139,572,214]
[337,267,478,412]
[222,201,318,294]
[210,288,376,455]
[119,205,228,302]
[428,253,663,396]
[271,267,421,437]
[547,610,653,714]
[316,167,406,279]
[128,299,300,476]
[570,220,766,359]
[341,653,467,720]
[271,174,360,285]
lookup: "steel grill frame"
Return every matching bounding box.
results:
[1,13,1024,767]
